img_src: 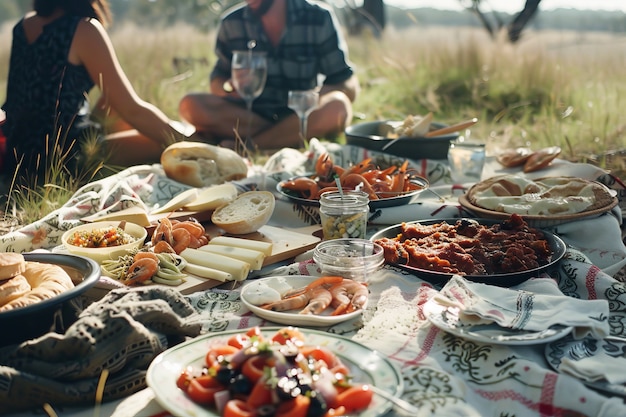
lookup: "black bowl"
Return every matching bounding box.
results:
[0,253,100,346]
[370,218,566,287]
[276,174,429,209]
[345,120,459,160]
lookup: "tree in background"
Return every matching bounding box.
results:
[467,0,542,42]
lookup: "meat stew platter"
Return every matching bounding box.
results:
[369,216,566,287]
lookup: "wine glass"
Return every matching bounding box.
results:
[231,50,268,145]
[288,90,319,142]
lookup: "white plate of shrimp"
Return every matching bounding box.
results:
[240,275,367,327]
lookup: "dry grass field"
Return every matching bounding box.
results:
[0,21,625,222]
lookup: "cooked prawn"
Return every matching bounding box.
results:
[124,258,159,286]
[172,228,191,254]
[153,240,176,254]
[172,220,205,238]
[152,218,173,246]
[133,251,159,262]
[281,177,321,199]
[329,279,369,315]
[261,287,333,314]
[283,275,344,298]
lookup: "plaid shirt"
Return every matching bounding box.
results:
[211,0,355,119]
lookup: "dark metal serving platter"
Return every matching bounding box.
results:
[276,174,429,209]
[369,218,566,287]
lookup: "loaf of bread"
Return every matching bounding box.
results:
[211,191,275,234]
[161,141,248,187]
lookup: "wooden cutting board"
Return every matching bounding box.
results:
[84,224,321,299]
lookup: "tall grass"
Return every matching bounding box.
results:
[1,21,625,221]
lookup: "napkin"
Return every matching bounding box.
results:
[559,351,626,385]
[433,275,610,339]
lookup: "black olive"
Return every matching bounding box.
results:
[306,390,328,417]
[229,373,253,395]
[215,366,235,385]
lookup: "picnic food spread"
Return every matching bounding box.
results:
[373,214,553,275]
[466,175,615,215]
[0,253,74,311]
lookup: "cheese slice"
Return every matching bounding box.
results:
[184,183,239,212]
[151,188,199,214]
[198,244,265,270]
[80,206,151,227]
[180,248,250,281]
[207,236,273,256]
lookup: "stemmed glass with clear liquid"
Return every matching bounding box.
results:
[231,49,268,146]
[288,90,319,143]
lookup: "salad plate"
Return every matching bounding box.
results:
[545,335,626,397]
[147,327,403,417]
[424,298,573,346]
[240,276,365,327]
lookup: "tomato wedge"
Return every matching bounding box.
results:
[186,375,225,405]
[276,395,310,417]
[332,384,373,413]
[272,327,306,346]
[246,379,274,408]
[223,399,256,417]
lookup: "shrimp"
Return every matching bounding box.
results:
[172,220,205,238]
[281,177,320,199]
[283,275,344,298]
[329,279,369,315]
[152,218,173,246]
[124,258,159,286]
[299,287,333,315]
[261,287,333,314]
[133,251,159,262]
[172,228,191,254]
[341,173,380,200]
[153,240,177,254]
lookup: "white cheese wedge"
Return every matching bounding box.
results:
[180,248,250,281]
[244,281,282,305]
[198,244,265,270]
[151,188,199,214]
[183,263,233,282]
[208,236,273,256]
[80,206,151,227]
[184,183,239,212]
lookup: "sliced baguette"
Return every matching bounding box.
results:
[211,191,275,235]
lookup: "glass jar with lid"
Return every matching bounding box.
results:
[318,190,369,240]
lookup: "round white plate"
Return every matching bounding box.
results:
[545,335,626,397]
[424,298,573,346]
[147,327,403,417]
[240,276,366,327]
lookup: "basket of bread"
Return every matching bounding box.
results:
[0,252,100,346]
[459,174,618,227]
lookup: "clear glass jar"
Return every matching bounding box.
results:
[319,190,369,240]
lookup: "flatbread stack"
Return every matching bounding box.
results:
[0,253,75,312]
[464,175,615,216]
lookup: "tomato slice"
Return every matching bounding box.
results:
[276,395,311,417]
[300,346,341,369]
[186,375,225,405]
[228,334,251,349]
[206,344,239,368]
[223,399,256,417]
[241,354,269,385]
[271,327,306,346]
[246,378,274,408]
[332,384,373,413]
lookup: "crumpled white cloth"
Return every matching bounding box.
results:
[433,275,611,339]
[560,350,626,384]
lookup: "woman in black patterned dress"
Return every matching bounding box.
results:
[0,0,193,183]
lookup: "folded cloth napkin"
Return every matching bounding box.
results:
[559,350,626,385]
[433,275,610,339]
[0,286,202,414]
